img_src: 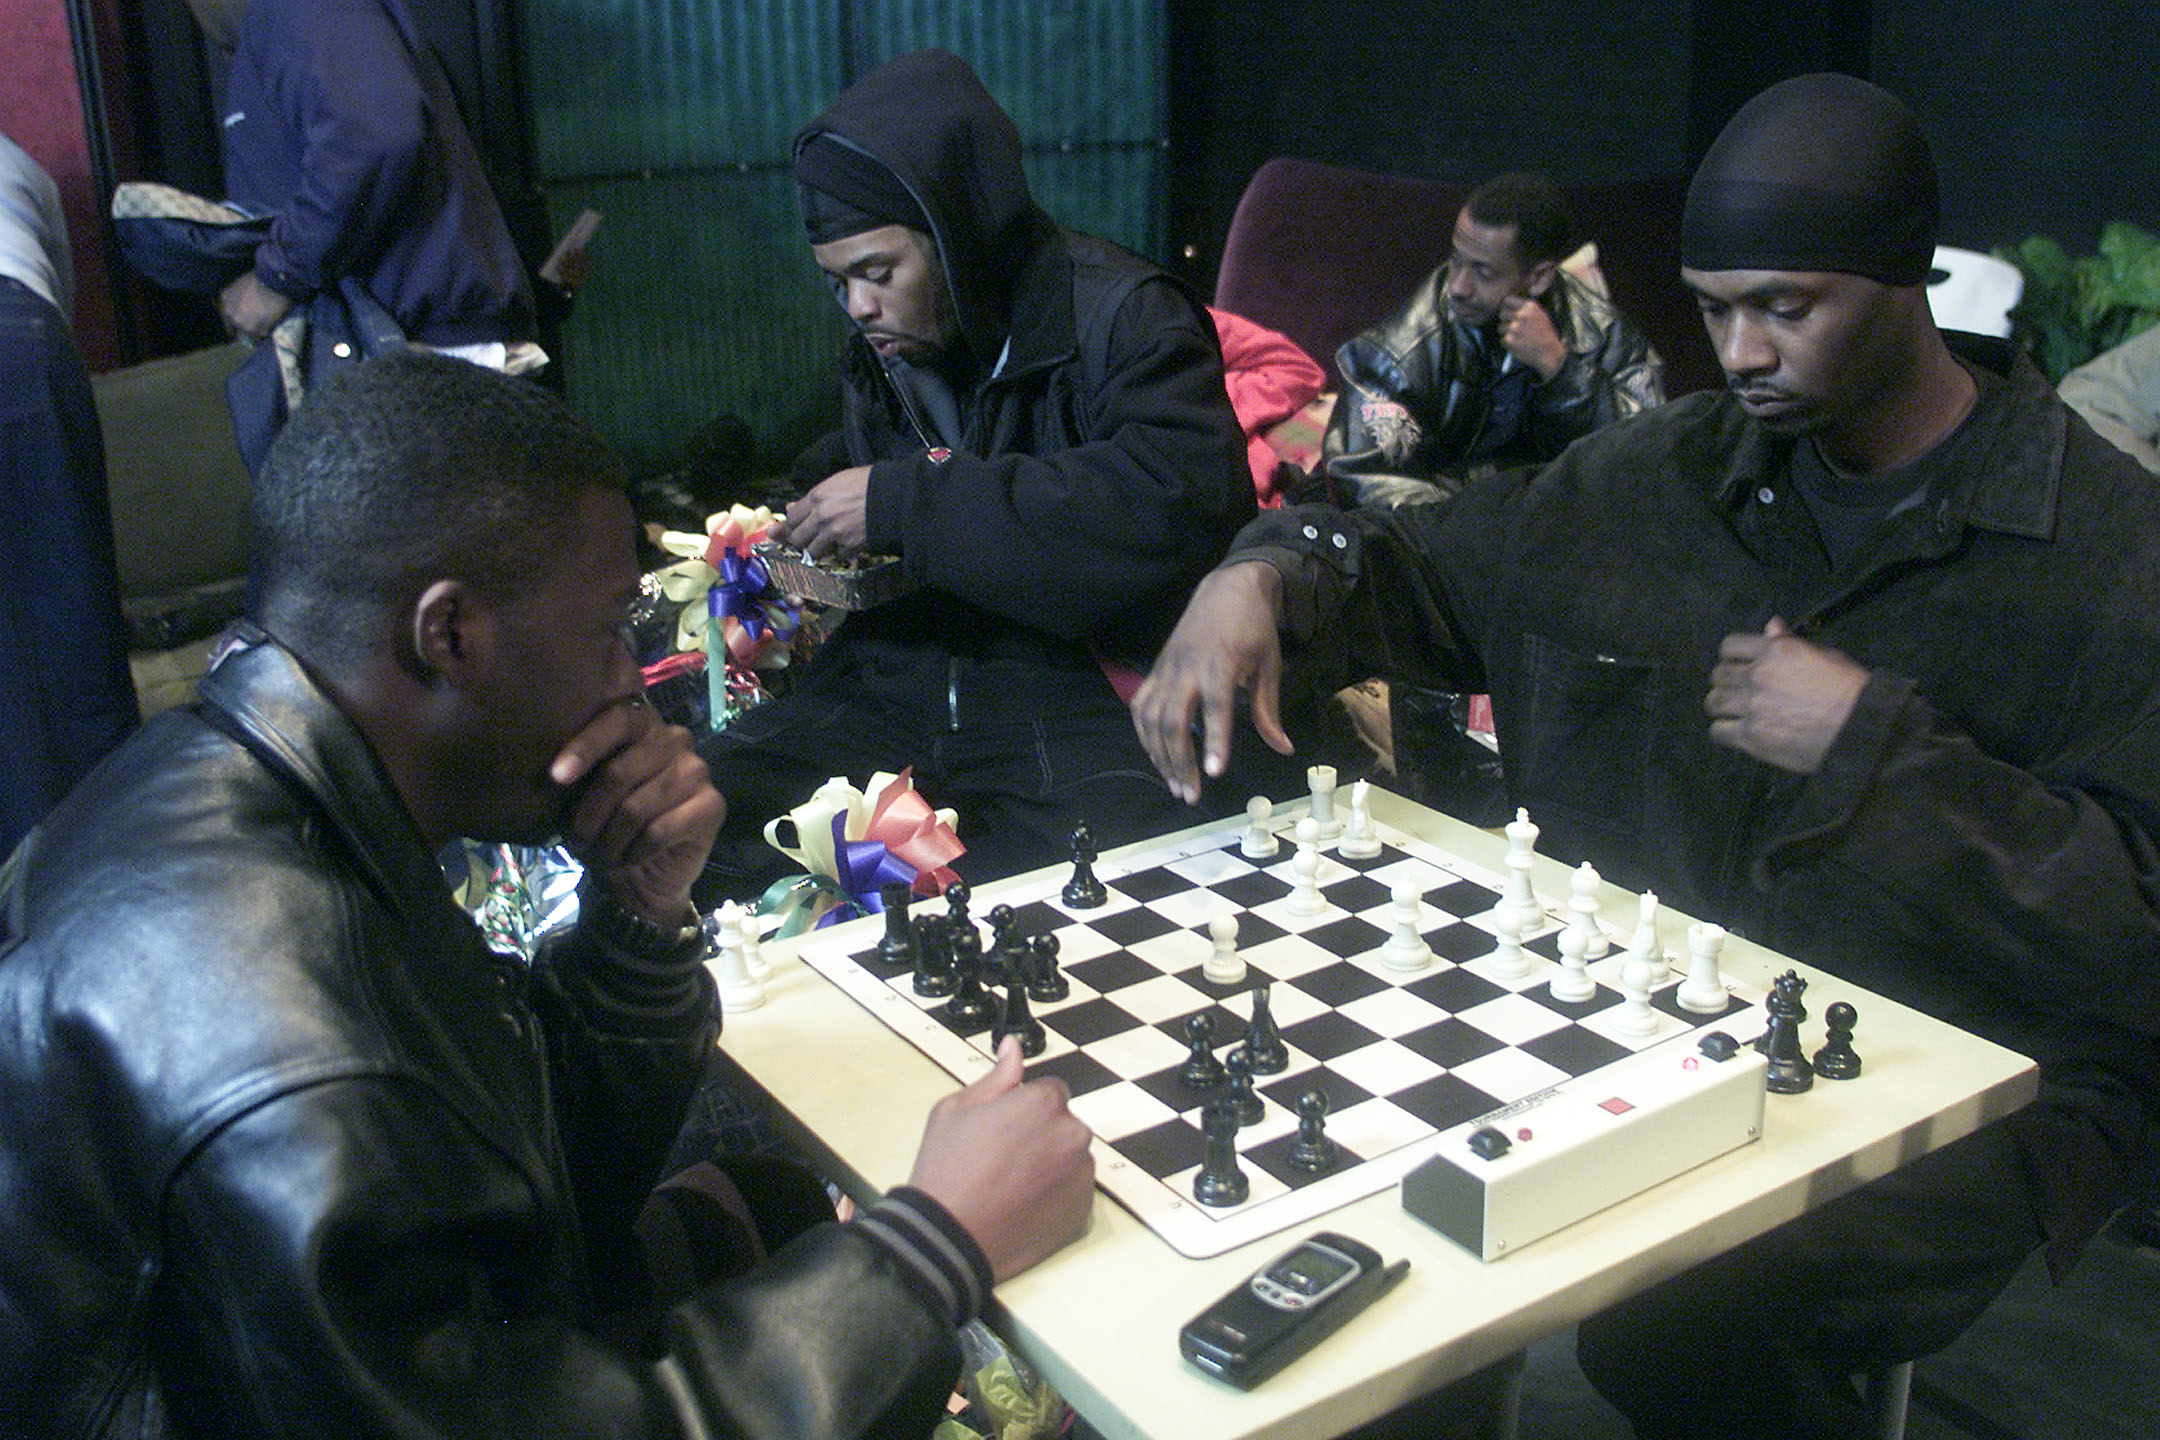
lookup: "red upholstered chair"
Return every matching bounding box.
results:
[1212,156,1720,396]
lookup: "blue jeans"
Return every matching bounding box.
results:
[0,279,138,856]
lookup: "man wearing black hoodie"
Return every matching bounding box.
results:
[695,49,1272,904]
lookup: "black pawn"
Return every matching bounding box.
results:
[1757,969,1814,1094]
[877,882,917,967]
[1179,1011,1228,1089]
[1813,1000,1862,1080]
[992,975,1047,1057]
[944,937,997,1028]
[1062,822,1107,908]
[986,902,1027,979]
[911,914,956,998]
[1242,982,1289,1075]
[1026,931,1068,1003]
[1192,1100,1249,1207]
[1288,1087,1338,1174]
[1224,1046,1265,1125]
[944,879,973,934]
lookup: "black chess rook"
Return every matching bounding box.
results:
[1192,1100,1249,1207]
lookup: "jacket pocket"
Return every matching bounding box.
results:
[1513,632,1660,836]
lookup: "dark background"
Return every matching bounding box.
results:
[17,0,2159,472]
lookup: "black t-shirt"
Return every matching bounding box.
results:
[1788,361,1995,572]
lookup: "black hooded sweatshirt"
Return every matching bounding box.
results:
[788,48,1253,669]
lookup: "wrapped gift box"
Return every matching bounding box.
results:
[754,541,913,611]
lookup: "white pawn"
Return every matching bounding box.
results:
[1307,764,1343,840]
[712,902,766,1012]
[1204,912,1247,985]
[1566,861,1610,959]
[1614,941,1661,1037]
[1287,817,1327,915]
[1622,890,1666,984]
[1551,920,1597,1002]
[1487,895,1531,978]
[1240,794,1280,859]
[1339,778,1383,859]
[1380,883,1432,972]
[1677,921,1730,1014]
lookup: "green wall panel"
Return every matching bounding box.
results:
[520,0,1166,477]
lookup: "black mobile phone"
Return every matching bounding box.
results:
[1178,1231,1409,1390]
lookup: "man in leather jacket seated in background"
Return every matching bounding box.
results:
[1322,170,1667,507]
[0,351,1094,1439]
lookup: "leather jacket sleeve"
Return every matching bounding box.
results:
[1524,294,1666,457]
[154,1074,963,1440]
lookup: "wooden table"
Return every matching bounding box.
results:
[708,787,2037,1440]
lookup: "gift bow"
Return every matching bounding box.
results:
[652,505,797,663]
[758,770,964,936]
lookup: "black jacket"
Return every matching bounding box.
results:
[789,48,1252,669]
[0,634,967,1438]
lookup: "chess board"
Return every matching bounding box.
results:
[793,804,1767,1258]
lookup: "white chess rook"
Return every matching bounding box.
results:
[1307,764,1342,839]
[1678,921,1729,1014]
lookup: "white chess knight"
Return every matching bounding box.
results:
[1339,778,1383,859]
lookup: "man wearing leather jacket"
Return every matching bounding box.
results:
[1322,171,1667,505]
[0,352,1094,1438]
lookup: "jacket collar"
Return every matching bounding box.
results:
[1712,334,2063,543]
[196,624,446,924]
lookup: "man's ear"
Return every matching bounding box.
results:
[409,578,490,687]
[1524,258,1561,300]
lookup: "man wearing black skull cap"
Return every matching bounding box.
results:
[1135,72,2160,1437]
[694,48,1275,906]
